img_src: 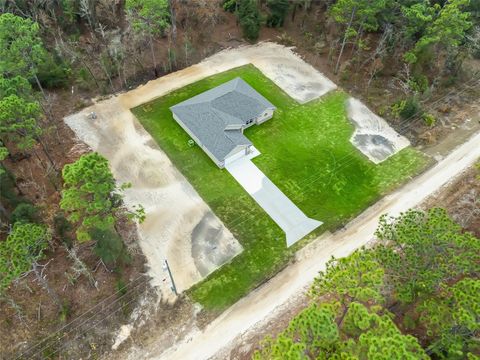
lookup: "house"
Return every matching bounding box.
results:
[170,77,276,168]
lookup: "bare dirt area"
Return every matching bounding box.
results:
[422,166,480,236]
[64,41,408,301]
[65,98,243,297]
[63,41,479,359]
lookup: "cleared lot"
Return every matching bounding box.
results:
[132,64,428,309]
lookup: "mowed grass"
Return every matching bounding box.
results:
[131,65,428,310]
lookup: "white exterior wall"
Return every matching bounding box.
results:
[256,108,274,124]
[224,145,249,166]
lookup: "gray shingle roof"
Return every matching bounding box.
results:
[170,78,275,164]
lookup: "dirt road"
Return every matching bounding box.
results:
[153,130,480,360]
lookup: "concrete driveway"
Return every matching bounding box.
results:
[225,152,322,246]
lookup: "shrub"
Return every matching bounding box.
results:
[266,0,289,27]
[400,97,421,119]
[58,300,71,322]
[0,169,22,208]
[422,113,436,127]
[392,97,421,120]
[223,0,237,12]
[116,278,128,296]
[11,203,39,224]
[37,56,71,89]
[237,0,261,41]
[54,213,73,247]
[276,32,294,46]
[90,228,131,267]
[408,74,429,93]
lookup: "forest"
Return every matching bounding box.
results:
[0,0,479,358]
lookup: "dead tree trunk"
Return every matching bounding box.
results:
[149,33,158,77]
[334,7,357,75]
[32,262,62,309]
[169,0,177,45]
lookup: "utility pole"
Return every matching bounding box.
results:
[163,259,177,296]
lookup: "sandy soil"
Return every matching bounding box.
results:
[63,42,340,299]
[148,131,480,360]
[65,101,243,298]
[346,98,410,163]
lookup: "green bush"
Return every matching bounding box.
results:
[37,56,71,89]
[11,203,39,224]
[116,278,128,296]
[408,74,429,93]
[266,0,289,27]
[223,0,237,12]
[0,168,23,208]
[237,0,261,41]
[422,113,436,127]
[54,213,73,247]
[90,228,131,267]
[392,97,421,120]
[401,97,421,119]
[75,67,95,91]
[58,300,71,322]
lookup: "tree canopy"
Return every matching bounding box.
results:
[266,0,290,28]
[0,13,48,79]
[125,0,170,36]
[0,92,42,152]
[237,0,261,41]
[375,208,480,303]
[254,209,480,359]
[404,0,473,63]
[60,152,144,242]
[0,222,50,293]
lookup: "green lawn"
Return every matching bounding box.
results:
[131,65,428,310]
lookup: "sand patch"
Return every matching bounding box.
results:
[118,42,337,110]
[191,213,242,277]
[253,55,336,103]
[346,98,410,163]
[65,101,242,299]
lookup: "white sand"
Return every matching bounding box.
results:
[346,98,410,163]
[65,101,242,298]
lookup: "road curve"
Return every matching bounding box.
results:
[157,130,480,360]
